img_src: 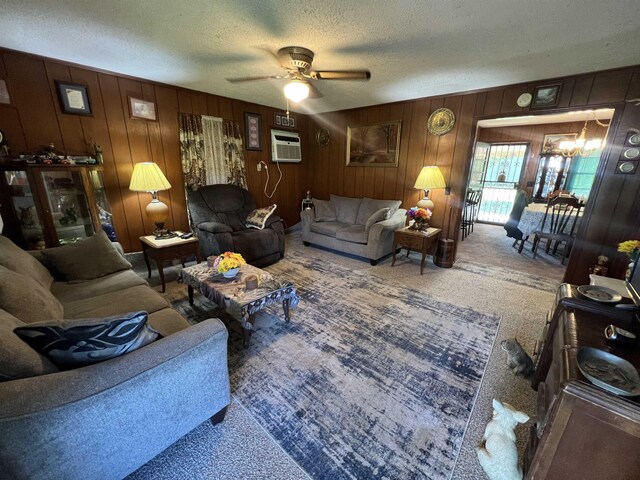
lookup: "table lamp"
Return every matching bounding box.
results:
[414,166,446,210]
[129,162,175,239]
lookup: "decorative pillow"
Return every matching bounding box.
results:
[330,194,362,224]
[0,308,58,381]
[14,311,160,369]
[0,266,64,324]
[0,235,54,289]
[313,199,337,222]
[365,208,390,231]
[41,231,132,281]
[246,204,278,230]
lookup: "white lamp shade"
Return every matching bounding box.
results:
[283,80,310,103]
[414,166,446,190]
[129,162,171,192]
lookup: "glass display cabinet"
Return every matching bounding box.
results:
[0,164,115,249]
[532,153,572,202]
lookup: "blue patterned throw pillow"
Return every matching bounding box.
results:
[14,311,159,369]
[246,204,278,229]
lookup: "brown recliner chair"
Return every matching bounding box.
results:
[186,184,285,267]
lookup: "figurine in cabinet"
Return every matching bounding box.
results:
[19,206,36,228]
[477,399,529,480]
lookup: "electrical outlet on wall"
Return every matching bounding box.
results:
[257,162,262,172]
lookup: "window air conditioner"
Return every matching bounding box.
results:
[271,129,302,163]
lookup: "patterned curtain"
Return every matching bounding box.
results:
[223,120,248,189]
[202,116,227,185]
[178,113,205,190]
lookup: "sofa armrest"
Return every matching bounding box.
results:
[0,318,229,418]
[301,209,315,234]
[265,213,283,228]
[0,318,230,479]
[197,221,234,234]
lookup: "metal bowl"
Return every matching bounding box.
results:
[577,346,640,397]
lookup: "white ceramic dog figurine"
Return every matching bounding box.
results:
[476,399,529,480]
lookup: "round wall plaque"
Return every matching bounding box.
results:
[427,108,455,136]
[623,147,640,160]
[316,128,330,147]
[517,93,533,107]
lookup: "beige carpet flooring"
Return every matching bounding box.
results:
[134,222,565,479]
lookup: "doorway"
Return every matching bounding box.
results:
[469,142,529,224]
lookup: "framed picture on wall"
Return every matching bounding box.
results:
[56,81,92,115]
[129,97,157,120]
[346,120,401,167]
[531,84,562,109]
[274,112,296,128]
[244,112,262,151]
[541,133,577,154]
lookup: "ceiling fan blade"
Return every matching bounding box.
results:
[226,75,285,83]
[309,70,371,81]
[306,81,323,99]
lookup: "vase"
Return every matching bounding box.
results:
[222,267,239,278]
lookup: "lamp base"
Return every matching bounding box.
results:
[153,224,178,240]
[417,197,435,210]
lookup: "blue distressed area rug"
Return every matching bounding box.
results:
[170,254,500,479]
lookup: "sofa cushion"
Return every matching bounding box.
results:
[63,285,170,319]
[231,228,281,263]
[14,311,160,369]
[0,266,64,324]
[246,204,277,230]
[330,195,362,224]
[0,235,53,289]
[148,308,191,337]
[310,221,350,238]
[50,270,147,303]
[42,231,132,281]
[355,198,403,225]
[0,308,58,381]
[365,208,390,231]
[313,199,337,222]
[335,225,368,244]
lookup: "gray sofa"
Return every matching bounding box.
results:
[301,195,406,265]
[0,234,230,480]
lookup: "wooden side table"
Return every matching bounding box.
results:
[391,226,442,275]
[140,233,201,292]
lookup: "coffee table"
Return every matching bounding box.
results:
[180,263,299,347]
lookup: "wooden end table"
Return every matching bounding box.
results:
[140,232,201,293]
[391,226,442,275]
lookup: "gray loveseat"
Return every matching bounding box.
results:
[0,234,230,480]
[301,195,406,265]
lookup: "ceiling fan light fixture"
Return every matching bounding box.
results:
[283,80,310,103]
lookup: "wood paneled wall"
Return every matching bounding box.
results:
[477,121,610,199]
[305,67,640,283]
[0,48,308,252]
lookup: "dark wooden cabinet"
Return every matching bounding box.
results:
[0,163,115,249]
[526,285,640,479]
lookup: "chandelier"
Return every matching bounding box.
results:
[557,119,604,157]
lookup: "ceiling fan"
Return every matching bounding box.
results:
[226,46,371,101]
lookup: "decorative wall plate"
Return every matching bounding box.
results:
[627,133,640,146]
[316,128,330,147]
[517,93,532,107]
[427,108,455,136]
[623,147,640,159]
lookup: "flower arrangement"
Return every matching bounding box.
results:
[213,251,246,274]
[407,207,432,231]
[618,240,640,262]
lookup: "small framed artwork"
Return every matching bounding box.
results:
[56,81,92,115]
[274,112,296,128]
[0,79,10,104]
[129,97,157,120]
[541,133,577,154]
[531,84,562,109]
[346,120,401,167]
[244,112,262,151]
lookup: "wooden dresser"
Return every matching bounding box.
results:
[525,284,640,479]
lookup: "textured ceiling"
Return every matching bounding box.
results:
[1,0,640,114]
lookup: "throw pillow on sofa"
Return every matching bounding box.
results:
[313,199,337,222]
[42,231,131,281]
[365,208,390,231]
[0,265,64,324]
[0,235,54,289]
[246,204,277,230]
[14,311,160,369]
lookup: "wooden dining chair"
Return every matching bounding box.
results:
[532,195,582,264]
